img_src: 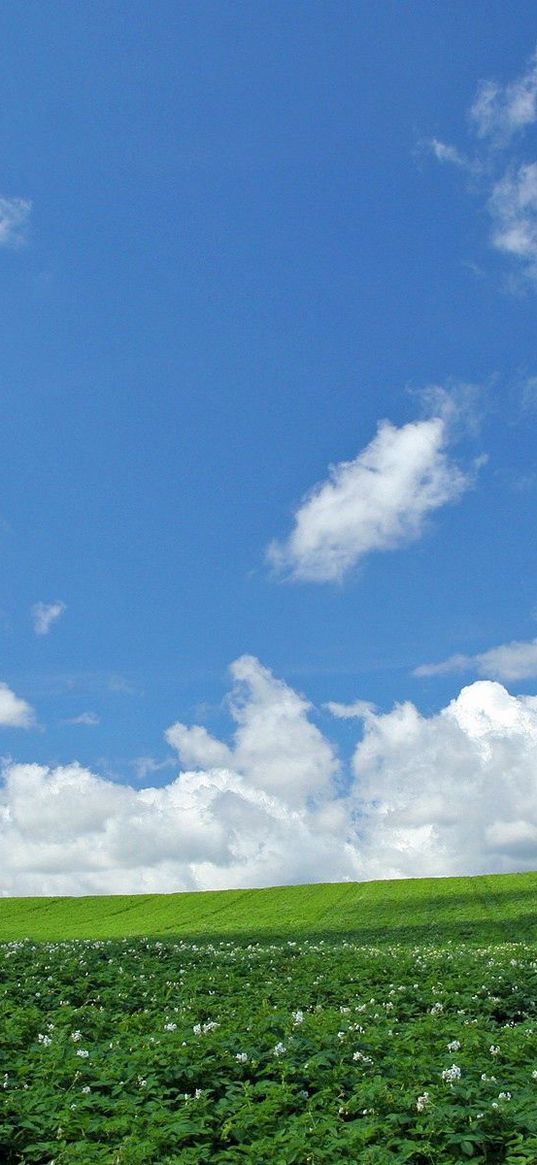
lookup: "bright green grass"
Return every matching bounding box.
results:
[1,869,537,943]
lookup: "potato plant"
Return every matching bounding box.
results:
[2,937,537,1163]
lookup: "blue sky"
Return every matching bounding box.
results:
[3,3,537,893]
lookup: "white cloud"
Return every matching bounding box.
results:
[0,197,31,247]
[415,636,537,682]
[489,162,537,278]
[131,756,177,782]
[4,659,537,893]
[429,138,470,168]
[62,712,100,727]
[165,723,232,770]
[470,52,537,143]
[325,699,377,719]
[267,413,475,583]
[31,600,66,636]
[0,681,35,729]
[353,681,537,879]
[430,48,537,286]
[167,655,338,806]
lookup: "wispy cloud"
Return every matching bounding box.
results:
[267,395,480,584]
[520,374,537,410]
[62,712,100,727]
[429,47,537,286]
[415,635,537,682]
[0,681,35,728]
[108,674,139,695]
[488,162,537,278]
[131,756,177,782]
[325,699,377,719]
[0,197,31,247]
[470,51,537,144]
[429,138,472,170]
[31,601,66,637]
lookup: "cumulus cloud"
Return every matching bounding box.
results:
[0,681,35,729]
[166,655,338,806]
[3,658,537,893]
[0,196,31,247]
[31,600,66,636]
[267,412,475,583]
[430,47,537,286]
[353,681,537,879]
[415,636,537,682]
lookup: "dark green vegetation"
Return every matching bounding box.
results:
[3,874,537,1162]
[3,935,537,1163]
[2,870,537,944]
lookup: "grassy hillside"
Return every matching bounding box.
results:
[1,869,537,943]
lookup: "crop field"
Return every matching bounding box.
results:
[3,873,537,1164]
[3,935,537,1163]
[2,870,537,944]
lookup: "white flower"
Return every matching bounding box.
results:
[441,1065,461,1083]
[416,1092,430,1112]
[498,1091,511,1101]
[235,1052,248,1063]
[353,1050,373,1064]
[430,1002,444,1015]
[37,1034,52,1047]
[194,1088,203,1099]
[164,1022,177,1032]
[71,1031,82,1042]
[490,1045,500,1056]
[81,1086,91,1094]
[273,1042,286,1056]
[447,1040,461,1052]
[292,1010,304,1025]
[76,1049,89,1058]
[193,1023,202,1035]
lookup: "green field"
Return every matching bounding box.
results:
[5,873,537,1162]
[1,869,537,943]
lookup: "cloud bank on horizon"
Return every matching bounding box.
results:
[2,656,537,895]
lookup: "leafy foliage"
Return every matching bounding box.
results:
[3,936,537,1162]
